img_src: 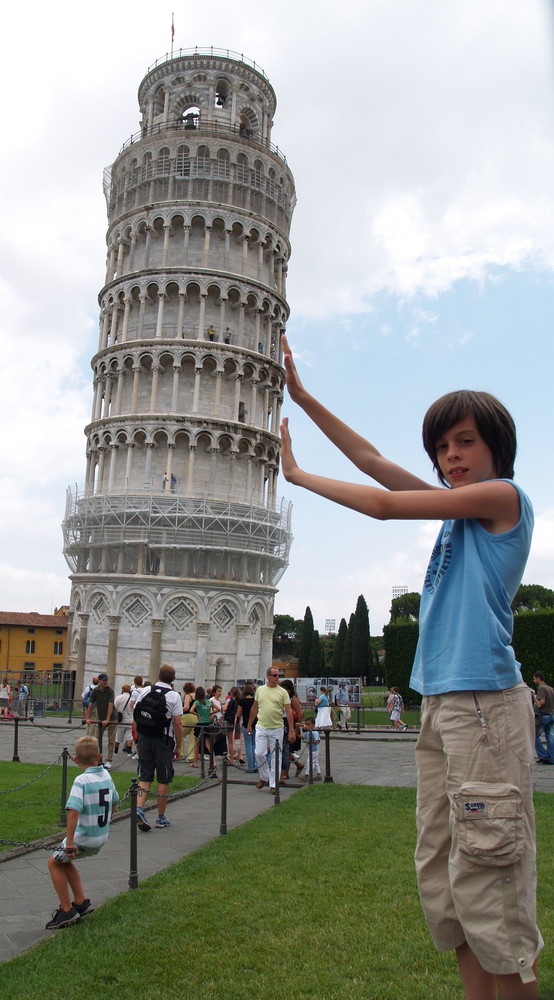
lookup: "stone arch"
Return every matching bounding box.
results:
[196,144,211,177]
[215,147,230,180]
[183,280,201,338]
[247,598,266,631]
[117,589,155,625]
[156,146,171,177]
[214,78,231,109]
[161,592,201,629]
[141,151,153,182]
[175,143,191,177]
[209,594,240,632]
[86,588,113,623]
[238,104,259,135]
[174,93,204,127]
[151,85,166,120]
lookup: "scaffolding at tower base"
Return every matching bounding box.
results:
[62,488,292,586]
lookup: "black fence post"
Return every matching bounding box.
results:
[308,735,314,784]
[12,718,20,762]
[220,756,228,835]
[323,728,334,783]
[60,747,69,825]
[129,778,138,889]
[273,739,281,805]
[355,704,361,734]
[200,728,205,779]
[67,698,73,724]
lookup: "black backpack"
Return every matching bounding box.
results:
[133,686,170,738]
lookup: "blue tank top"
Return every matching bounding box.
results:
[410,481,533,695]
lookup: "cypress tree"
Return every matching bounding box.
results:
[352,594,370,680]
[298,606,314,671]
[332,617,348,674]
[342,613,355,675]
[309,629,323,673]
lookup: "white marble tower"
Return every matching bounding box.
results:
[63,48,295,694]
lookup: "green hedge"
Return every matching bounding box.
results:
[383,621,419,703]
[383,610,554,703]
[513,610,554,685]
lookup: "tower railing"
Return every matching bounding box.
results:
[146,47,271,82]
[118,118,288,163]
[65,483,288,514]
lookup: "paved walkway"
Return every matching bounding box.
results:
[1,718,552,962]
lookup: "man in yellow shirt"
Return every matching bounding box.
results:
[247,666,296,793]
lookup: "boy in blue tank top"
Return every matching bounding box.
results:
[279,333,541,1000]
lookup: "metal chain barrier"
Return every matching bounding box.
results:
[1,729,332,875]
[27,720,91,735]
[0,836,68,851]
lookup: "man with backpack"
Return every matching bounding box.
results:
[16,680,30,719]
[133,664,183,831]
[81,677,98,725]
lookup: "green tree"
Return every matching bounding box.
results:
[332,618,348,674]
[390,591,421,622]
[308,629,324,673]
[383,621,420,702]
[298,606,315,672]
[352,594,370,679]
[342,613,355,675]
[272,614,302,657]
[369,636,384,683]
[511,584,554,614]
[321,632,337,669]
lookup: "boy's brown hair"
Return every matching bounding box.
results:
[75,735,100,767]
[422,390,516,487]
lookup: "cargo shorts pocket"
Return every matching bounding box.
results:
[453,782,524,867]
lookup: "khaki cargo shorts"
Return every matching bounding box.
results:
[415,682,543,983]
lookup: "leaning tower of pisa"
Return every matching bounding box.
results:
[62,47,295,693]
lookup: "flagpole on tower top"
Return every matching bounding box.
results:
[171,13,175,57]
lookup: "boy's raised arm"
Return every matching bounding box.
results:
[280,418,519,531]
[281,335,432,492]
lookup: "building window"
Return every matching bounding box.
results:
[26,640,35,654]
[55,628,63,635]
[54,641,63,655]
[24,661,35,669]
[27,627,35,634]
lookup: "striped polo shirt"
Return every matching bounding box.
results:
[66,766,119,850]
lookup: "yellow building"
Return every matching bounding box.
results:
[0,611,68,685]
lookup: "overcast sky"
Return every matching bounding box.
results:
[1,0,553,635]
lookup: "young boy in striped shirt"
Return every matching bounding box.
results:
[46,735,119,930]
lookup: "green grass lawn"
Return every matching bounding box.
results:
[1,785,552,999]
[0,762,198,851]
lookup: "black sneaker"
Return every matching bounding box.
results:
[45,906,80,930]
[73,898,94,916]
